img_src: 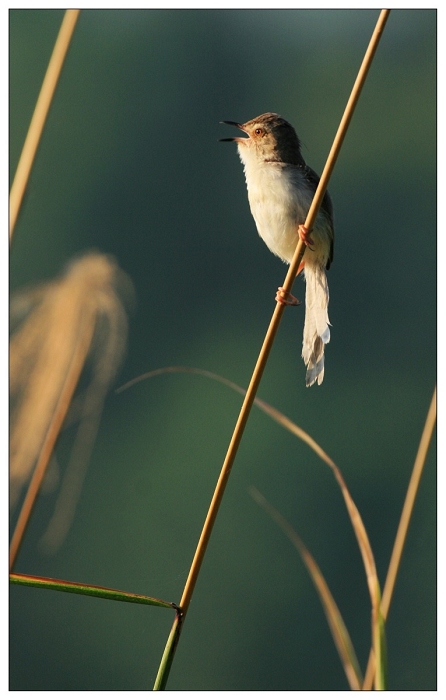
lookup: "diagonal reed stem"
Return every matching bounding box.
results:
[9,322,94,571]
[153,9,390,690]
[362,386,437,689]
[9,9,80,240]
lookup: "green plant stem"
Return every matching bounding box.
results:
[10,573,176,609]
[153,613,183,690]
[152,9,390,690]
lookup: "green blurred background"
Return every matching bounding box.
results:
[9,9,436,691]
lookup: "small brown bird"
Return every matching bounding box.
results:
[221,112,334,386]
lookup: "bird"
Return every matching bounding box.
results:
[220,112,334,387]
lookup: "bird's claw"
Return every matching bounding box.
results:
[298,224,315,250]
[275,287,301,306]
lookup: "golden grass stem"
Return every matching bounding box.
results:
[381,386,437,617]
[362,386,437,690]
[305,9,390,232]
[153,10,391,690]
[9,322,93,571]
[178,306,285,610]
[9,9,80,240]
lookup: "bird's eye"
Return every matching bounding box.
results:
[254,128,263,136]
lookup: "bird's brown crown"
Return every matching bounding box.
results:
[238,113,305,166]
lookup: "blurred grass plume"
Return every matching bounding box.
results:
[10,251,133,553]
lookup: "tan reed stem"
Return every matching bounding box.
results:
[153,9,391,690]
[9,322,93,571]
[9,9,80,240]
[180,3,391,624]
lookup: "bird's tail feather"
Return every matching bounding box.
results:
[302,264,330,387]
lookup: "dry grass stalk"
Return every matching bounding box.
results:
[9,9,80,239]
[362,386,437,689]
[250,486,363,690]
[10,252,131,566]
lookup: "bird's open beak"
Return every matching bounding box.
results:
[219,121,248,142]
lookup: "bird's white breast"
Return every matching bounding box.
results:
[238,145,330,266]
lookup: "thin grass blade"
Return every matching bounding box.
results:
[10,573,176,609]
[363,387,436,689]
[250,486,363,690]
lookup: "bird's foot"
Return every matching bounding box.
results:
[298,224,315,249]
[275,287,301,306]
